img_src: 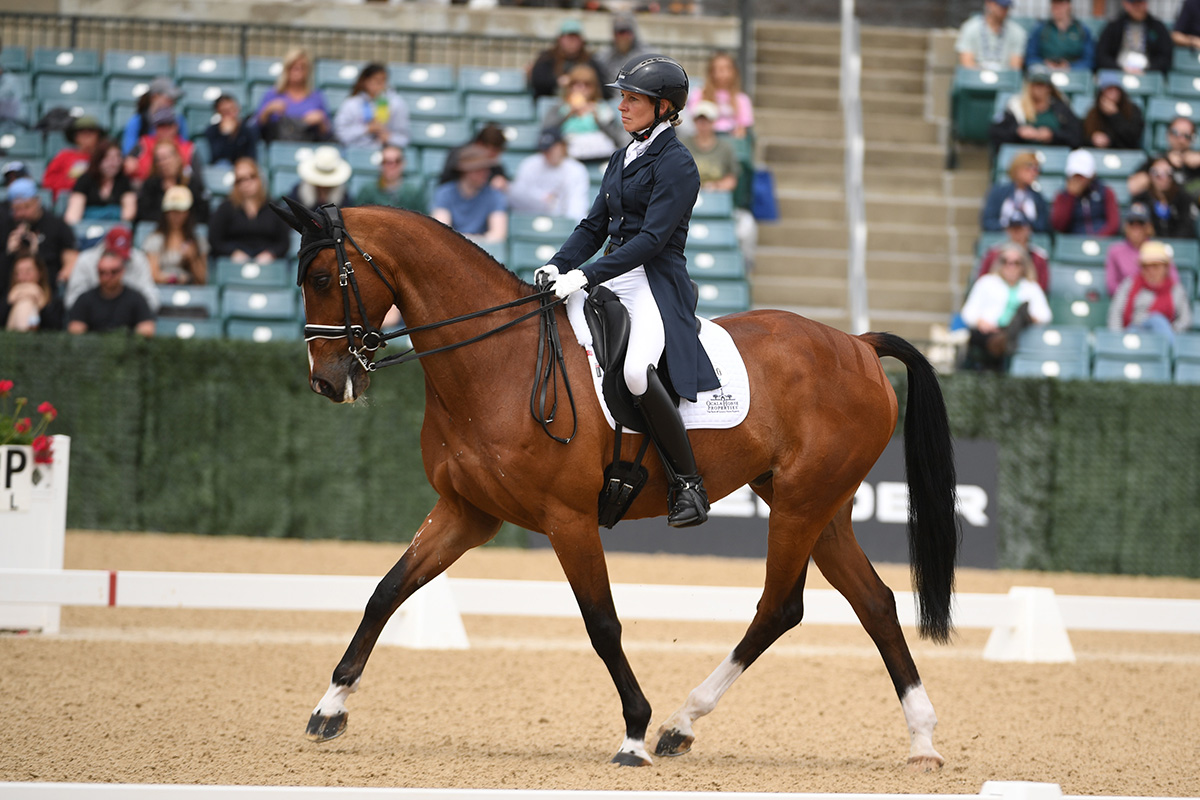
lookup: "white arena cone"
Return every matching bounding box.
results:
[377,572,469,649]
[983,586,1075,663]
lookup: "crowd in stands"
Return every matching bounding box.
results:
[954,0,1200,378]
[0,19,758,338]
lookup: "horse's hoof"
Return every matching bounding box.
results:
[654,728,693,757]
[611,750,652,767]
[305,711,348,742]
[907,755,944,773]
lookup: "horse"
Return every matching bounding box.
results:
[272,198,960,771]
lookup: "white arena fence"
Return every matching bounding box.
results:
[3,568,1200,663]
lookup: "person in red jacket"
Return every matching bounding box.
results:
[41,115,106,201]
[1050,148,1121,236]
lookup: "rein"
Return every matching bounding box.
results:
[300,204,578,443]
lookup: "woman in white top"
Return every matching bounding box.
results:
[333,63,410,149]
[960,242,1052,370]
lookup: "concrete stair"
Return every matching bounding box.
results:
[750,21,986,343]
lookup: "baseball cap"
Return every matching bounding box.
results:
[693,100,720,121]
[1065,149,1096,178]
[559,18,583,35]
[2,161,29,181]
[6,177,38,201]
[1126,202,1151,223]
[150,106,178,127]
[103,226,133,260]
[612,13,635,32]
[147,76,183,100]
[162,185,194,212]
[537,126,564,152]
[1139,241,1171,264]
[1026,64,1053,85]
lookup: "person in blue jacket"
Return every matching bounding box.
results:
[538,54,719,529]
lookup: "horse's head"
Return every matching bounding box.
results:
[272,198,395,403]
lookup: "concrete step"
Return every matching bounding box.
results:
[755,248,958,284]
[754,22,929,55]
[757,64,925,96]
[774,193,977,229]
[758,220,954,255]
[755,86,924,116]
[756,109,938,144]
[762,138,946,171]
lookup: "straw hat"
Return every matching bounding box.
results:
[297,146,352,188]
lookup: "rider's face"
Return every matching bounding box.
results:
[618,90,658,132]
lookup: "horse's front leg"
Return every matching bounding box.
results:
[548,523,653,766]
[306,496,501,742]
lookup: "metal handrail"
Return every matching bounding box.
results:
[840,0,870,334]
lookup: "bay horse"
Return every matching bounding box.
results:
[273,199,959,771]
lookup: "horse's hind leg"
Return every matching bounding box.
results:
[307,496,501,742]
[811,504,944,771]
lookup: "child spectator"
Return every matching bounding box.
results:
[509,127,590,219]
[432,144,508,243]
[354,145,427,213]
[1050,149,1120,236]
[5,250,50,331]
[208,158,292,264]
[144,186,208,285]
[204,95,259,165]
[333,63,411,149]
[63,140,137,225]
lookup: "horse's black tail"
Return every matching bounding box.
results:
[864,332,960,643]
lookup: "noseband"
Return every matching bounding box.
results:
[297,203,577,443]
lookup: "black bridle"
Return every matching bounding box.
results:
[297,204,578,443]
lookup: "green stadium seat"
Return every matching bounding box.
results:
[1093,328,1171,362]
[0,46,27,72]
[976,230,1053,257]
[1049,264,1106,301]
[32,47,100,75]
[401,91,463,121]
[323,86,350,111]
[0,130,43,158]
[187,107,220,141]
[509,212,578,242]
[1173,46,1200,76]
[102,50,172,79]
[1049,296,1107,328]
[133,220,155,248]
[270,168,299,198]
[344,147,384,175]
[175,54,244,83]
[1015,325,1091,362]
[494,121,542,153]
[687,219,739,249]
[389,63,456,92]
[464,92,536,124]
[1052,234,1117,266]
[214,258,289,287]
[687,248,746,280]
[266,141,322,171]
[508,239,561,270]
[1144,95,1200,150]
[1088,148,1145,180]
[73,220,120,249]
[157,284,220,318]
[35,74,103,103]
[158,317,224,339]
[1095,69,1162,100]
[419,147,450,179]
[1093,356,1171,382]
[1008,355,1090,379]
[1175,331,1200,362]
[245,56,284,87]
[221,285,298,320]
[409,118,471,149]
[458,66,527,95]
[224,319,302,342]
[1032,174,1065,200]
[179,79,248,111]
[695,279,751,316]
[315,59,363,89]
[1174,360,1200,383]
[1048,68,1093,99]
[1167,71,1200,99]
[105,75,152,105]
[692,191,734,219]
[994,143,1071,180]
[1161,238,1200,270]
[951,67,1021,143]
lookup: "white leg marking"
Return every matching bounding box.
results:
[616,735,652,765]
[312,677,359,718]
[901,682,943,764]
[659,652,745,742]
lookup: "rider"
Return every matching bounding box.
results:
[537,54,719,528]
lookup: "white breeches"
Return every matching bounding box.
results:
[603,265,664,397]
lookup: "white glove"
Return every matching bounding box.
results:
[552,269,589,300]
[533,264,559,288]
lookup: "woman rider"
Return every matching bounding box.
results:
[537,54,720,528]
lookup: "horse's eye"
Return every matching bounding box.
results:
[312,272,332,290]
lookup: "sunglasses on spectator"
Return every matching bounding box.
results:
[1169,128,1195,138]
[1150,168,1174,178]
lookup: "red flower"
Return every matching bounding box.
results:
[14,417,32,434]
[0,379,12,396]
[32,435,54,464]
[37,401,57,420]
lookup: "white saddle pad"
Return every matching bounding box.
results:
[565,292,750,433]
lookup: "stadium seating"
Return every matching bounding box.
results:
[1008,355,1090,380]
[213,258,289,288]
[157,284,220,319]
[245,56,284,87]
[951,67,1021,144]
[158,317,224,339]
[509,213,579,243]
[32,47,100,75]
[1092,357,1171,382]
[457,66,526,95]
[1052,234,1117,267]
[695,279,751,317]
[692,191,735,219]
[1048,264,1106,301]
[179,79,248,111]
[103,50,172,80]
[687,248,746,280]
[402,91,463,121]
[220,285,298,321]
[315,59,363,89]
[35,74,103,104]
[175,54,244,83]
[224,319,302,342]
[464,93,535,125]
[0,45,26,72]
[389,63,456,92]
[1049,296,1107,329]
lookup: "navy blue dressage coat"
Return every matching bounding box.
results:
[550,125,720,402]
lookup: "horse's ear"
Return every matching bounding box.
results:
[269,200,304,234]
[278,195,328,234]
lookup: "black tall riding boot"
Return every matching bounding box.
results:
[635,366,709,528]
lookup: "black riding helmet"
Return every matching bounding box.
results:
[606,54,689,140]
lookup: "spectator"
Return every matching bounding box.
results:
[1173,0,1200,50]
[981,150,1052,232]
[208,157,292,264]
[255,48,331,143]
[64,226,160,317]
[1095,0,1172,75]
[0,161,29,217]
[1105,202,1181,295]
[541,63,626,164]
[0,177,78,294]
[989,65,1083,150]
[41,115,106,201]
[132,106,196,184]
[1128,116,1200,197]
[438,123,510,192]
[1051,149,1121,236]
[1025,0,1095,71]
[528,19,610,101]
[976,210,1051,292]
[137,140,209,226]
[289,145,354,209]
[333,63,411,150]
[204,94,258,165]
[596,13,650,84]
[120,76,187,156]
[0,57,24,131]
[67,228,155,337]
[144,186,208,286]
[63,140,137,225]
[687,51,754,139]
[5,250,50,331]
[1082,74,1144,150]
[1108,240,1192,342]
[1130,156,1199,239]
[509,127,591,219]
[681,102,738,192]
[956,0,1027,71]
[354,144,428,213]
[432,144,508,243]
[959,243,1052,371]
